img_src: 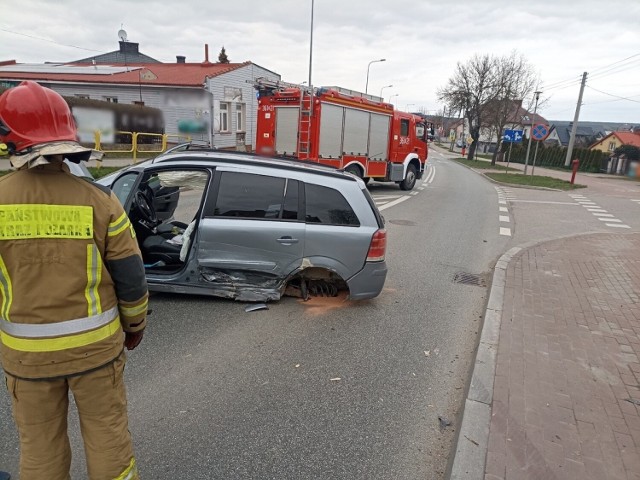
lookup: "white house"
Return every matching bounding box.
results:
[0,44,280,151]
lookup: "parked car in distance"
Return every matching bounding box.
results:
[97,148,388,302]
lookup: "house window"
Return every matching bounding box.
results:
[220,102,230,132]
[236,103,246,132]
[75,94,90,99]
[104,96,118,103]
[609,142,616,152]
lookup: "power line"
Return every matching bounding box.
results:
[584,85,640,104]
[542,75,582,90]
[0,27,104,53]
[588,58,640,82]
[590,52,640,75]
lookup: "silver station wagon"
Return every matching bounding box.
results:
[98,149,388,302]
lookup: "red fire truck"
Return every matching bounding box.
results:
[254,79,429,190]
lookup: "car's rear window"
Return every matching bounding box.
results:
[212,171,299,220]
[304,183,359,226]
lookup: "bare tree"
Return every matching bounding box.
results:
[484,52,537,164]
[438,52,538,161]
[437,54,498,159]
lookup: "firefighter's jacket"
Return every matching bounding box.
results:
[0,162,148,379]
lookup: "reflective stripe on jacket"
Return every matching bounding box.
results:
[0,163,148,379]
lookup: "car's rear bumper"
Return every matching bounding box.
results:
[347,261,388,300]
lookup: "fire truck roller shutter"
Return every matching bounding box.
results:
[343,108,369,156]
[318,103,343,159]
[369,113,390,161]
[275,107,300,155]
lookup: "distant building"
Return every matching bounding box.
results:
[590,131,640,154]
[73,41,161,65]
[545,121,637,147]
[0,42,280,151]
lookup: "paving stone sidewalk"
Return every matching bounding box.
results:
[486,233,640,480]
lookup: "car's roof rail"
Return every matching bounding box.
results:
[153,151,356,181]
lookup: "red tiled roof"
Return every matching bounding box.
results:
[0,61,250,87]
[613,131,640,147]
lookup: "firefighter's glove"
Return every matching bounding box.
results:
[125,330,144,350]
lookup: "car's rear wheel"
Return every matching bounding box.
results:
[399,164,417,191]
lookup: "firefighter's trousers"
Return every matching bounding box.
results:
[5,353,139,480]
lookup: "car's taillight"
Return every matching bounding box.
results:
[366,229,387,262]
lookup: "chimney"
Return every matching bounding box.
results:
[119,41,140,54]
[176,55,186,64]
[204,44,210,64]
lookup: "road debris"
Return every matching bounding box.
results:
[424,350,431,357]
[626,398,640,406]
[464,435,479,446]
[330,377,341,382]
[438,415,452,432]
[245,303,268,312]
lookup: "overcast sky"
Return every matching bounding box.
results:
[2,0,639,123]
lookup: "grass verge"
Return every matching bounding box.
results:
[453,158,520,172]
[0,166,123,179]
[485,172,586,190]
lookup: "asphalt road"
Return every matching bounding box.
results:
[0,151,509,479]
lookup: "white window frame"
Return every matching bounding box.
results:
[235,103,246,132]
[104,96,118,103]
[220,102,230,132]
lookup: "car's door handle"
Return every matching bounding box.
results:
[277,236,299,244]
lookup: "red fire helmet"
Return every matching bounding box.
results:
[0,80,79,154]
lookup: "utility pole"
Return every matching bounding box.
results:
[523,90,541,175]
[564,72,588,167]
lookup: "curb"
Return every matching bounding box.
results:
[447,230,631,479]
[448,246,521,480]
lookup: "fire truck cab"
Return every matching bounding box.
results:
[255,80,428,190]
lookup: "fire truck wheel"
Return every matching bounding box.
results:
[399,165,417,191]
[345,165,363,179]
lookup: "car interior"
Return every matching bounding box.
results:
[128,169,209,272]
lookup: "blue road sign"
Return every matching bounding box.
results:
[503,129,524,143]
[531,124,550,141]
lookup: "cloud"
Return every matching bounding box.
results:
[2,0,639,122]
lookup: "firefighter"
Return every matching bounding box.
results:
[0,81,149,480]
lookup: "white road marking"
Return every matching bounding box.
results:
[510,200,579,205]
[499,215,510,223]
[577,202,596,205]
[499,200,507,205]
[586,208,607,212]
[607,223,631,228]
[592,213,614,217]
[499,206,508,212]
[632,199,640,203]
[410,191,419,196]
[499,227,512,236]
[598,217,621,222]
[378,196,410,211]
[374,195,402,200]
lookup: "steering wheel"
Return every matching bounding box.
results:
[134,189,158,225]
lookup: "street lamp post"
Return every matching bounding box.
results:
[379,84,393,98]
[405,103,415,112]
[365,58,386,94]
[389,93,399,105]
[523,90,541,175]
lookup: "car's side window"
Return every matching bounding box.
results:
[213,171,297,220]
[111,172,139,206]
[304,183,360,226]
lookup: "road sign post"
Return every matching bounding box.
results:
[502,129,523,173]
[530,124,550,175]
